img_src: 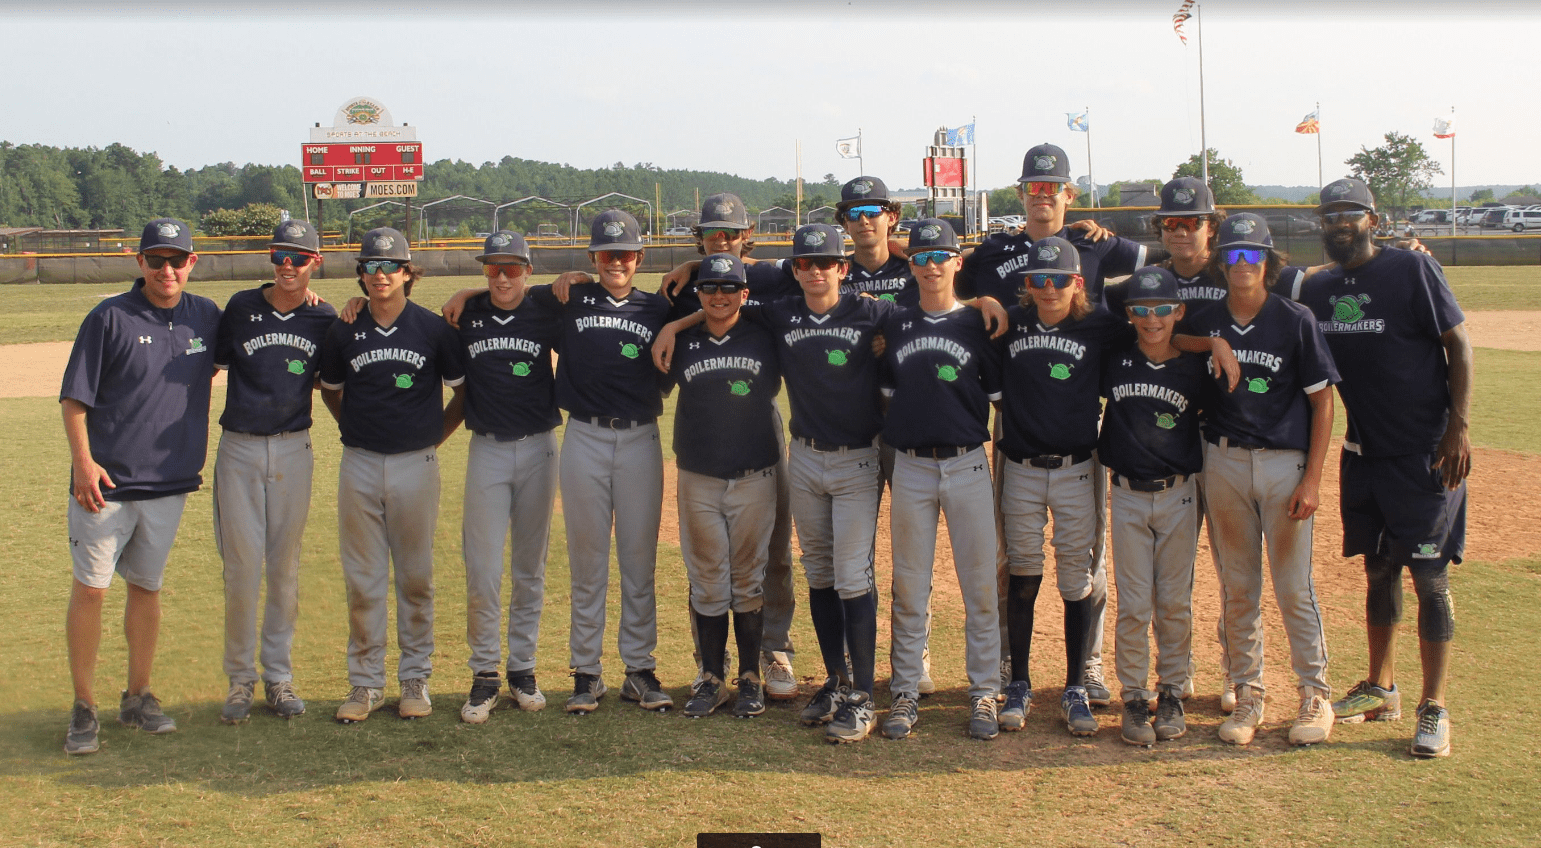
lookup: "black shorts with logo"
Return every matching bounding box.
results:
[1339,448,1466,569]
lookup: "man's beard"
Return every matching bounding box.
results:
[1323,229,1371,264]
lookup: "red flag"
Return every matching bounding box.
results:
[1295,110,1320,134]
[1173,0,1195,44]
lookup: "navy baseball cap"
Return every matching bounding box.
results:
[907,218,960,254]
[588,209,644,251]
[1216,213,1274,251]
[1317,178,1376,213]
[1025,236,1082,275]
[1157,177,1216,217]
[475,230,532,263]
[699,193,750,229]
[357,227,411,262]
[139,218,194,254]
[1125,266,1181,303]
[1017,143,1072,185]
[837,176,891,210]
[792,223,847,259]
[698,252,747,285]
[269,220,320,253]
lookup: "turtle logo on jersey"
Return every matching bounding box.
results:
[1155,412,1177,429]
[511,361,532,377]
[619,342,641,359]
[603,221,626,238]
[708,257,733,275]
[185,337,207,355]
[1230,218,1258,235]
[803,230,827,247]
[920,224,942,240]
[1049,362,1073,380]
[851,180,874,196]
[1246,376,1271,394]
[1173,187,1194,204]
[1331,293,1371,323]
[879,293,896,302]
[157,222,181,239]
[285,359,307,375]
[727,379,751,396]
[394,373,414,389]
[1037,244,1062,262]
[935,364,959,382]
[826,349,849,366]
[1033,155,1057,171]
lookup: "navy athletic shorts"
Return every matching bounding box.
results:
[1339,448,1466,568]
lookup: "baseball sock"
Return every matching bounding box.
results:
[693,609,730,681]
[1365,554,1404,627]
[1007,574,1042,686]
[1063,595,1094,689]
[842,590,878,696]
[733,609,764,680]
[808,586,848,684]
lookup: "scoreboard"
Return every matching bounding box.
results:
[301,143,424,184]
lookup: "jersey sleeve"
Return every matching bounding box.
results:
[1294,304,1340,394]
[59,307,108,406]
[318,319,348,390]
[1098,235,1148,277]
[977,319,1004,402]
[214,294,238,370]
[955,242,989,300]
[525,284,563,311]
[433,315,466,386]
[1409,252,1465,338]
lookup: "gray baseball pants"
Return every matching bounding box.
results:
[1109,476,1197,702]
[1000,455,1100,599]
[889,449,1000,699]
[561,418,663,676]
[786,439,881,599]
[462,430,559,676]
[213,429,313,685]
[762,406,796,665]
[1202,440,1330,697]
[338,445,440,688]
[678,466,776,616]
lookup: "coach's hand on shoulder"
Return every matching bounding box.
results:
[337,297,367,323]
[660,262,700,300]
[304,289,326,307]
[974,296,1008,338]
[1069,218,1111,242]
[441,288,483,328]
[72,458,115,514]
[652,325,679,373]
[552,271,593,304]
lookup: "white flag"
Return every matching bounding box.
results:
[836,136,861,159]
[1433,116,1456,139]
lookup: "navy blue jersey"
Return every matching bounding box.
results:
[1184,294,1339,451]
[668,321,783,478]
[957,227,1147,306]
[878,305,1002,450]
[999,305,1133,458]
[318,300,465,454]
[529,283,671,421]
[457,291,563,439]
[1290,247,1463,456]
[214,286,337,435]
[60,280,222,499]
[741,294,900,446]
[1098,347,1209,480]
[769,252,919,309]
[665,260,804,323]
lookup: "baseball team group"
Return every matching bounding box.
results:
[59,141,1471,762]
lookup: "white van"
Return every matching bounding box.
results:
[1503,209,1541,232]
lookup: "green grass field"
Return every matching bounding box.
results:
[2,270,1540,846]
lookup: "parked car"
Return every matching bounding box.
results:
[1503,208,1541,231]
[1479,208,1511,229]
[663,226,692,236]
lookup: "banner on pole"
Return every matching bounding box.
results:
[945,123,975,146]
[1295,110,1320,134]
[1172,0,1195,44]
[836,137,861,159]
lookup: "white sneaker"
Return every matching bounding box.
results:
[508,672,547,712]
[1289,693,1333,746]
[1218,686,1264,745]
[460,673,501,724]
[764,656,799,701]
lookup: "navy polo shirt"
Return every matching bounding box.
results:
[1185,294,1339,452]
[318,300,465,454]
[215,286,337,435]
[1098,347,1210,480]
[665,260,803,323]
[456,291,563,439]
[957,227,1146,307]
[528,283,671,422]
[878,304,1002,450]
[998,304,1132,459]
[60,279,222,499]
[668,321,783,479]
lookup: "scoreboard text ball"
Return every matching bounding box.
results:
[301,143,425,184]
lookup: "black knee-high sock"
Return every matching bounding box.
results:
[808,586,848,683]
[842,590,878,695]
[693,608,730,681]
[733,609,764,680]
[1007,575,1042,686]
[1063,595,1095,689]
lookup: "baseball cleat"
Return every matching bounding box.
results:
[221,680,254,725]
[398,678,432,719]
[119,690,177,734]
[969,696,1000,741]
[621,669,673,711]
[763,657,799,701]
[826,690,877,743]
[1332,680,1401,724]
[508,671,546,712]
[882,693,919,739]
[264,680,306,718]
[1061,686,1098,737]
[335,686,385,723]
[733,677,766,718]
[800,678,843,726]
[918,648,937,697]
[565,673,606,714]
[1154,691,1186,741]
[1121,699,1155,747]
[684,674,730,718]
[1289,694,1333,746]
[1410,701,1451,758]
[460,672,502,724]
[1083,665,1112,707]
[999,681,1032,732]
[1218,686,1264,745]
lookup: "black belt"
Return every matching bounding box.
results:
[1111,472,1189,493]
[1205,433,1270,452]
[474,428,552,442]
[794,436,872,452]
[1001,447,1093,469]
[571,414,654,430]
[902,444,981,460]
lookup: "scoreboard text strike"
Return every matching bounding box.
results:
[302,143,425,183]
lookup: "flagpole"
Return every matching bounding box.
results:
[971,115,978,237]
[1449,106,1456,238]
[858,127,864,176]
[796,140,803,227]
[1315,101,1323,191]
[1197,2,1209,186]
[1084,106,1098,210]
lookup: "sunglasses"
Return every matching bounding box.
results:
[843,205,886,220]
[270,250,317,267]
[1023,273,1079,290]
[1023,181,1063,197]
[142,253,191,270]
[700,227,745,239]
[792,256,844,272]
[482,262,529,279]
[594,249,640,264]
[1129,304,1179,318]
[1320,210,1369,224]
[909,250,956,266]
[697,282,744,294]
[357,260,404,275]
[1158,217,1203,233]
[1221,248,1267,267]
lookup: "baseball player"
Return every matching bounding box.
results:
[319,227,466,723]
[667,253,782,718]
[1099,267,1210,746]
[1294,178,1472,759]
[60,218,221,755]
[1184,214,1340,746]
[876,219,1003,742]
[213,219,335,724]
[454,231,564,723]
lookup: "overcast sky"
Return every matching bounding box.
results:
[5,1,1537,192]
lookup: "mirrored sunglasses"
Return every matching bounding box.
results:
[792,256,843,272]
[594,249,640,264]
[1320,210,1369,224]
[843,205,886,220]
[1221,248,1267,267]
[270,250,317,267]
[1159,217,1202,233]
[357,260,404,275]
[1023,273,1078,290]
[909,250,956,266]
[700,227,746,239]
[1024,181,1063,197]
[1129,304,1179,317]
[482,262,530,279]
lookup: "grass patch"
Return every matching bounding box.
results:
[1443,265,1541,311]
[1474,349,1541,454]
